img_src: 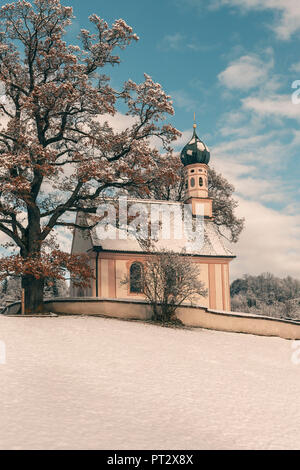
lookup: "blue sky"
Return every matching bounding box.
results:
[1,0,300,280]
[61,0,300,280]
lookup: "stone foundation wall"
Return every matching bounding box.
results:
[2,298,300,340]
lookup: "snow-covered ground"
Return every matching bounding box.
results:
[0,315,299,450]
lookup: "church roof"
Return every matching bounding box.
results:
[85,199,234,258]
[181,125,210,166]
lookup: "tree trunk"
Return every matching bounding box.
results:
[22,275,45,314]
[21,201,45,314]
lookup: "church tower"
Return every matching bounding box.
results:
[181,122,213,218]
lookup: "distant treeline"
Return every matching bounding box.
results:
[231,273,300,320]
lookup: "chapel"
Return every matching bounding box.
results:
[71,124,235,311]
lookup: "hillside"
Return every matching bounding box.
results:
[0,315,299,450]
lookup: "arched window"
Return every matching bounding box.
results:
[199,177,203,187]
[190,177,195,188]
[130,262,144,293]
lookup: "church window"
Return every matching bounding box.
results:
[190,177,195,187]
[130,262,144,293]
[199,177,203,187]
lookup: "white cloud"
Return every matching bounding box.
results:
[54,227,73,253]
[0,112,9,129]
[180,0,300,40]
[212,155,287,204]
[97,112,137,132]
[0,231,11,252]
[212,126,297,200]
[290,61,300,73]
[211,0,300,40]
[170,89,196,112]
[218,54,273,90]
[160,31,219,52]
[173,129,194,149]
[210,112,300,281]
[242,94,300,121]
[230,197,300,280]
[160,33,184,50]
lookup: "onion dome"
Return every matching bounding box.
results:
[181,124,210,166]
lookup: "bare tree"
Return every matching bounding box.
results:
[124,248,207,323]
[0,0,180,312]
